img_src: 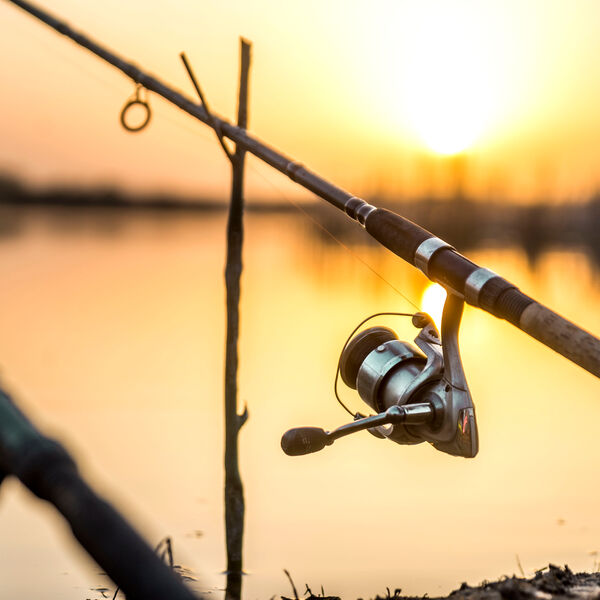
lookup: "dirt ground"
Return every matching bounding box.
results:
[284,565,600,600]
[374,565,600,600]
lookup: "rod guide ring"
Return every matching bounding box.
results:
[120,85,151,132]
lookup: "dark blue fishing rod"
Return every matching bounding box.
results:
[0,387,199,599]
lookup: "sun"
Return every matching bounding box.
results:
[400,3,499,156]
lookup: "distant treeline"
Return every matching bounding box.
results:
[0,174,290,213]
[304,194,600,269]
[0,174,223,211]
[1,173,599,266]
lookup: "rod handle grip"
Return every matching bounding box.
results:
[519,303,600,378]
[365,208,433,264]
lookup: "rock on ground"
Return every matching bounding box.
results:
[373,565,600,600]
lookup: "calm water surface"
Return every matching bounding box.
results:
[0,208,599,599]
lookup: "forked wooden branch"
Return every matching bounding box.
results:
[223,37,251,600]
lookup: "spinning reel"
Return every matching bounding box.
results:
[281,293,478,459]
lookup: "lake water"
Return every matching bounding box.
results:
[0,206,599,599]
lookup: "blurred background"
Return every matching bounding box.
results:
[0,0,599,598]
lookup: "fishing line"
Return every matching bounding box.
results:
[247,160,421,312]
[8,27,413,313]
[246,163,425,416]
[333,311,417,416]
[10,9,422,314]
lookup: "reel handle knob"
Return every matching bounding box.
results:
[281,427,331,456]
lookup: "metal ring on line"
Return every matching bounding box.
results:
[120,98,151,132]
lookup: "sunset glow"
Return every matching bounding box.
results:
[0,0,600,200]
[400,3,501,155]
[2,2,600,598]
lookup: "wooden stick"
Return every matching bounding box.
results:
[224,38,251,600]
[180,52,234,163]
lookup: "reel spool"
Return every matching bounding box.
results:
[281,293,478,459]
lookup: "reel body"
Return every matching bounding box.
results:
[340,293,477,457]
[281,293,478,459]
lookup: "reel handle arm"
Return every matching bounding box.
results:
[281,403,435,456]
[331,403,435,440]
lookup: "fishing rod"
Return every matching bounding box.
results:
[0,387,199,600]
[5,0,600,459]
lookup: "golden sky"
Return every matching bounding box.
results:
[1,0,600,202]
